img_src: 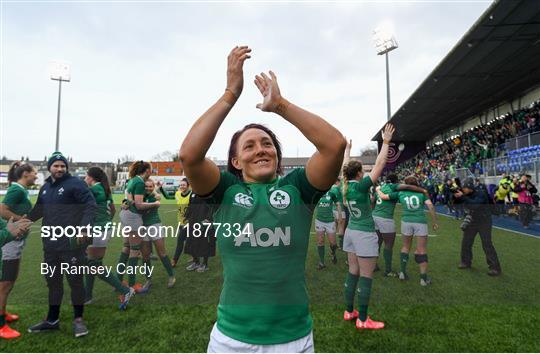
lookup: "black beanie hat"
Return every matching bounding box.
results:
[47,152,68,171]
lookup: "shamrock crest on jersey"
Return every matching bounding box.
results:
[269,190,290,209]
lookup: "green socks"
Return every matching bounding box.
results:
[85,259,98,299]
[344,273,359,312]
[160,255,174,277]
[117,252,129,281]
[127,257,139,287]
[143,258,152,279]
[358,276,373,322]
[400,252,409,275]
[87,258,130,295]
[317,245,325,264]
[0,314,5,327]
[383,248,393,273]
[420,273,428,281]
[330,244,337,256]
[337,234,344,249]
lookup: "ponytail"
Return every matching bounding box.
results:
[8,161,34,186]
[341,160,364,205]
[342,178,349,206]
[87,167,112,198]
[128,160,151,179]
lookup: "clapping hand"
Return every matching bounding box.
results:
[254,71,287,114]
[226,46,251,98]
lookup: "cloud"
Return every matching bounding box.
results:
[1,2,490,161]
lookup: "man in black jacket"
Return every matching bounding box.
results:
[454,178,501,276]
[27,152,96,337]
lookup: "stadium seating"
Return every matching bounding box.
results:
[395,100,540,181]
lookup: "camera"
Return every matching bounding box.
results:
[460,214,473,231]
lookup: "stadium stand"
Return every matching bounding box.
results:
[371,0,540,185]
[394,100,540,180]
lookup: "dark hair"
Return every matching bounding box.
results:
[342,160,363,205]
[8,161,34,185]
[404,175,419,186]
[180,177,190,186]
[386,173,398,184]
[227,123,282,180]
[87,166,112,198]
[129,160,151,179]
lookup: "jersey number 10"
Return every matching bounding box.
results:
[404,196,421,210]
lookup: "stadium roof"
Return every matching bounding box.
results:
[372,0,540,142]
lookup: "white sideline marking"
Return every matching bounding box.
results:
[435,211,540,239]
[309,231,437,237]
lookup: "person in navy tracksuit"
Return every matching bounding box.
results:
[26,152,96,338]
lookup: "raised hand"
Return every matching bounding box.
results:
[226,46,252,98]
[382,124,395,142]
[254,71,287,114]
[345,138,352,152]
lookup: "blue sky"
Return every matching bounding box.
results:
[1,1,492,162]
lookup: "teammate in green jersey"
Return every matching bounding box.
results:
[372,173,428,277]
[341,124,394,330]
[140,179,176,290]
[377,175,439,286]
[83,167,135,309]
[118,161,159,293]
[180,45,346,352]
[314,189,342,269]
[0,162,35,339]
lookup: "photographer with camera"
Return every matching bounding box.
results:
[454,178,502,276]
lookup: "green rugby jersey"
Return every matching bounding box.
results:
[389,190,429,224]
[206,168,325,345]
[330,183,343,212]
[372,183,398,220]
[90,183,113,228]
[344,176,375,232]
[2,182,32,239]
[315,190,338,222]
[126,176,145,214]
[142,194,161,226]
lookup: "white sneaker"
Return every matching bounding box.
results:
[420,277,432,286]
[119,287,136,311]
[186,262,199,271]
[167,276,176,288]
[196,264,209,272]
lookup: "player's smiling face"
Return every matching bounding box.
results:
[179,181,188,193]
[232,128,278,183]
[145,181,155,194]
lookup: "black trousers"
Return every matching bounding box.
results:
[461,220,501,271]
[43,248,86,306]
[518,203,533,227]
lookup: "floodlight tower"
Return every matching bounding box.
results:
[49,60,71,151]
[372,25,398,121]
